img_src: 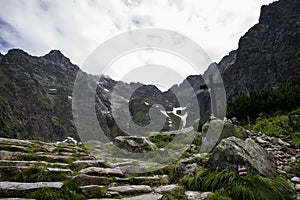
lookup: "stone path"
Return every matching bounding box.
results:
[249,131,300,199]
[0,138,185,199]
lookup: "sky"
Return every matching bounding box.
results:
[0,0,276,90]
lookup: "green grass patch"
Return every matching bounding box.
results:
[244,109,300,148]
[149,134,176,148]
[180,168,296,200]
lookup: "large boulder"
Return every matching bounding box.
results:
[201,119,248,153]
[114,136,157,153]
[206,136,277,178]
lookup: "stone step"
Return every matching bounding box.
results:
[153,184,183,194]
[98,193,163,200]
[79,167,124,177]
[80,185,106,198]
[67,174,115,186]
[0,181,63,198]
[107,185,152,196]
[0,166,29,181]
[72,159,110,169]
[0,160,69,168]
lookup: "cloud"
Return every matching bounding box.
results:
[0,0,276,85]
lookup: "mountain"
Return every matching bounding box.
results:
[0,0,299,142]
[169,0,300,117]
[0,49,174,142]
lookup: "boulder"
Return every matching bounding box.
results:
[206,137,277,178]
[201,120,248,153]
[114,136,157,153]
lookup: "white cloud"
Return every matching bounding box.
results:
[0,0,276,87]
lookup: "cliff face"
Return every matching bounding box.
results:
[0,49,79,141]
[222,0,300,98]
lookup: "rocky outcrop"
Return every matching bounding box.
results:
[201,119,248,153]
[206,136,277,178]
[222,0,300,98]
[114,136,158,153]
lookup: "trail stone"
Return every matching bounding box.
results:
[108,185,152,195]
[154,184,183,193]
[79,167,124,177]
[80,185,105,198]
[114,136,157,153]
[68,174,114,185]
[0,182,63,198]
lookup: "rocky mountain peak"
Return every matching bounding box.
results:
[259,0,300,25]
[43,49,71,65]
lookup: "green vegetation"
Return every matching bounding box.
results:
[161,186,187,200]
[16,166,70,182]
[27,180,86,200]
[227,71,300,120]
[180,168,296,200]
[245,109,300,148]
[149,134,176,148]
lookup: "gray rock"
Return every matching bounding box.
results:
[206,137,277,178]
[175,153,207,178]
[291,177,300,183]
[72,159,110,168]
[79,167,124,177]
[121,193,163,200]
[201,120,248,152]
[114,136,157,153]
[80,185,105,198]
[185,191,213,200]
[154,184,183,193]
[108,185,152,195]
[0,182,63,198]
[68,174,114,185]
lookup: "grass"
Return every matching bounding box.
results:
[244,108,300,148]
[161,186,187,200]
[180,168,296,200]
[27,180,86,200]
[16,166,70,182]
[148,134,176,148]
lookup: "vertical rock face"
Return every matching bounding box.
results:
[0,49,79,141]
[222,0,300,98]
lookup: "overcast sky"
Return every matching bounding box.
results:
[0,0,276,90]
